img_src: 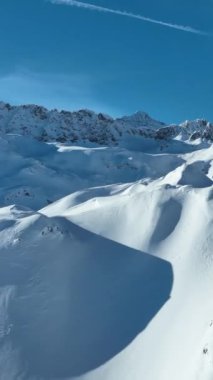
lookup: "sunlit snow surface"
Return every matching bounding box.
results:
[0,104,213,379]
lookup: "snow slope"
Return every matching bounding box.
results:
[0,205,172,379]
[0,102,213,380]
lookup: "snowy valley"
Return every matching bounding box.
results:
[0,101,213,380]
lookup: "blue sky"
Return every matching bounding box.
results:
[0,0,212,123]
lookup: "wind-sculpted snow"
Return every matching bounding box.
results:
[0,101,213,379]
[0,207,172,379]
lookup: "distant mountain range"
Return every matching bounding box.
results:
[1,101,213,144]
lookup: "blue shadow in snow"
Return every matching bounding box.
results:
[0,217,173,378]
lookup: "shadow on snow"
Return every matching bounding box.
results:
[0,216,173,378]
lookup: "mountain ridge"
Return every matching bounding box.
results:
[1,101,213,145]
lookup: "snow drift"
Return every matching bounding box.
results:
[0,102,212,379]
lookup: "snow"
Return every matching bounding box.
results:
[0,206,172,379]
[0,101,213,379]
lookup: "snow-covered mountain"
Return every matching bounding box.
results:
[0,101,213,380]
[1,101,213,145]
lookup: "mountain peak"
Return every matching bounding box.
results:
[116,110,166,129]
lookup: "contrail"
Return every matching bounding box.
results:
[50,0,208,36]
